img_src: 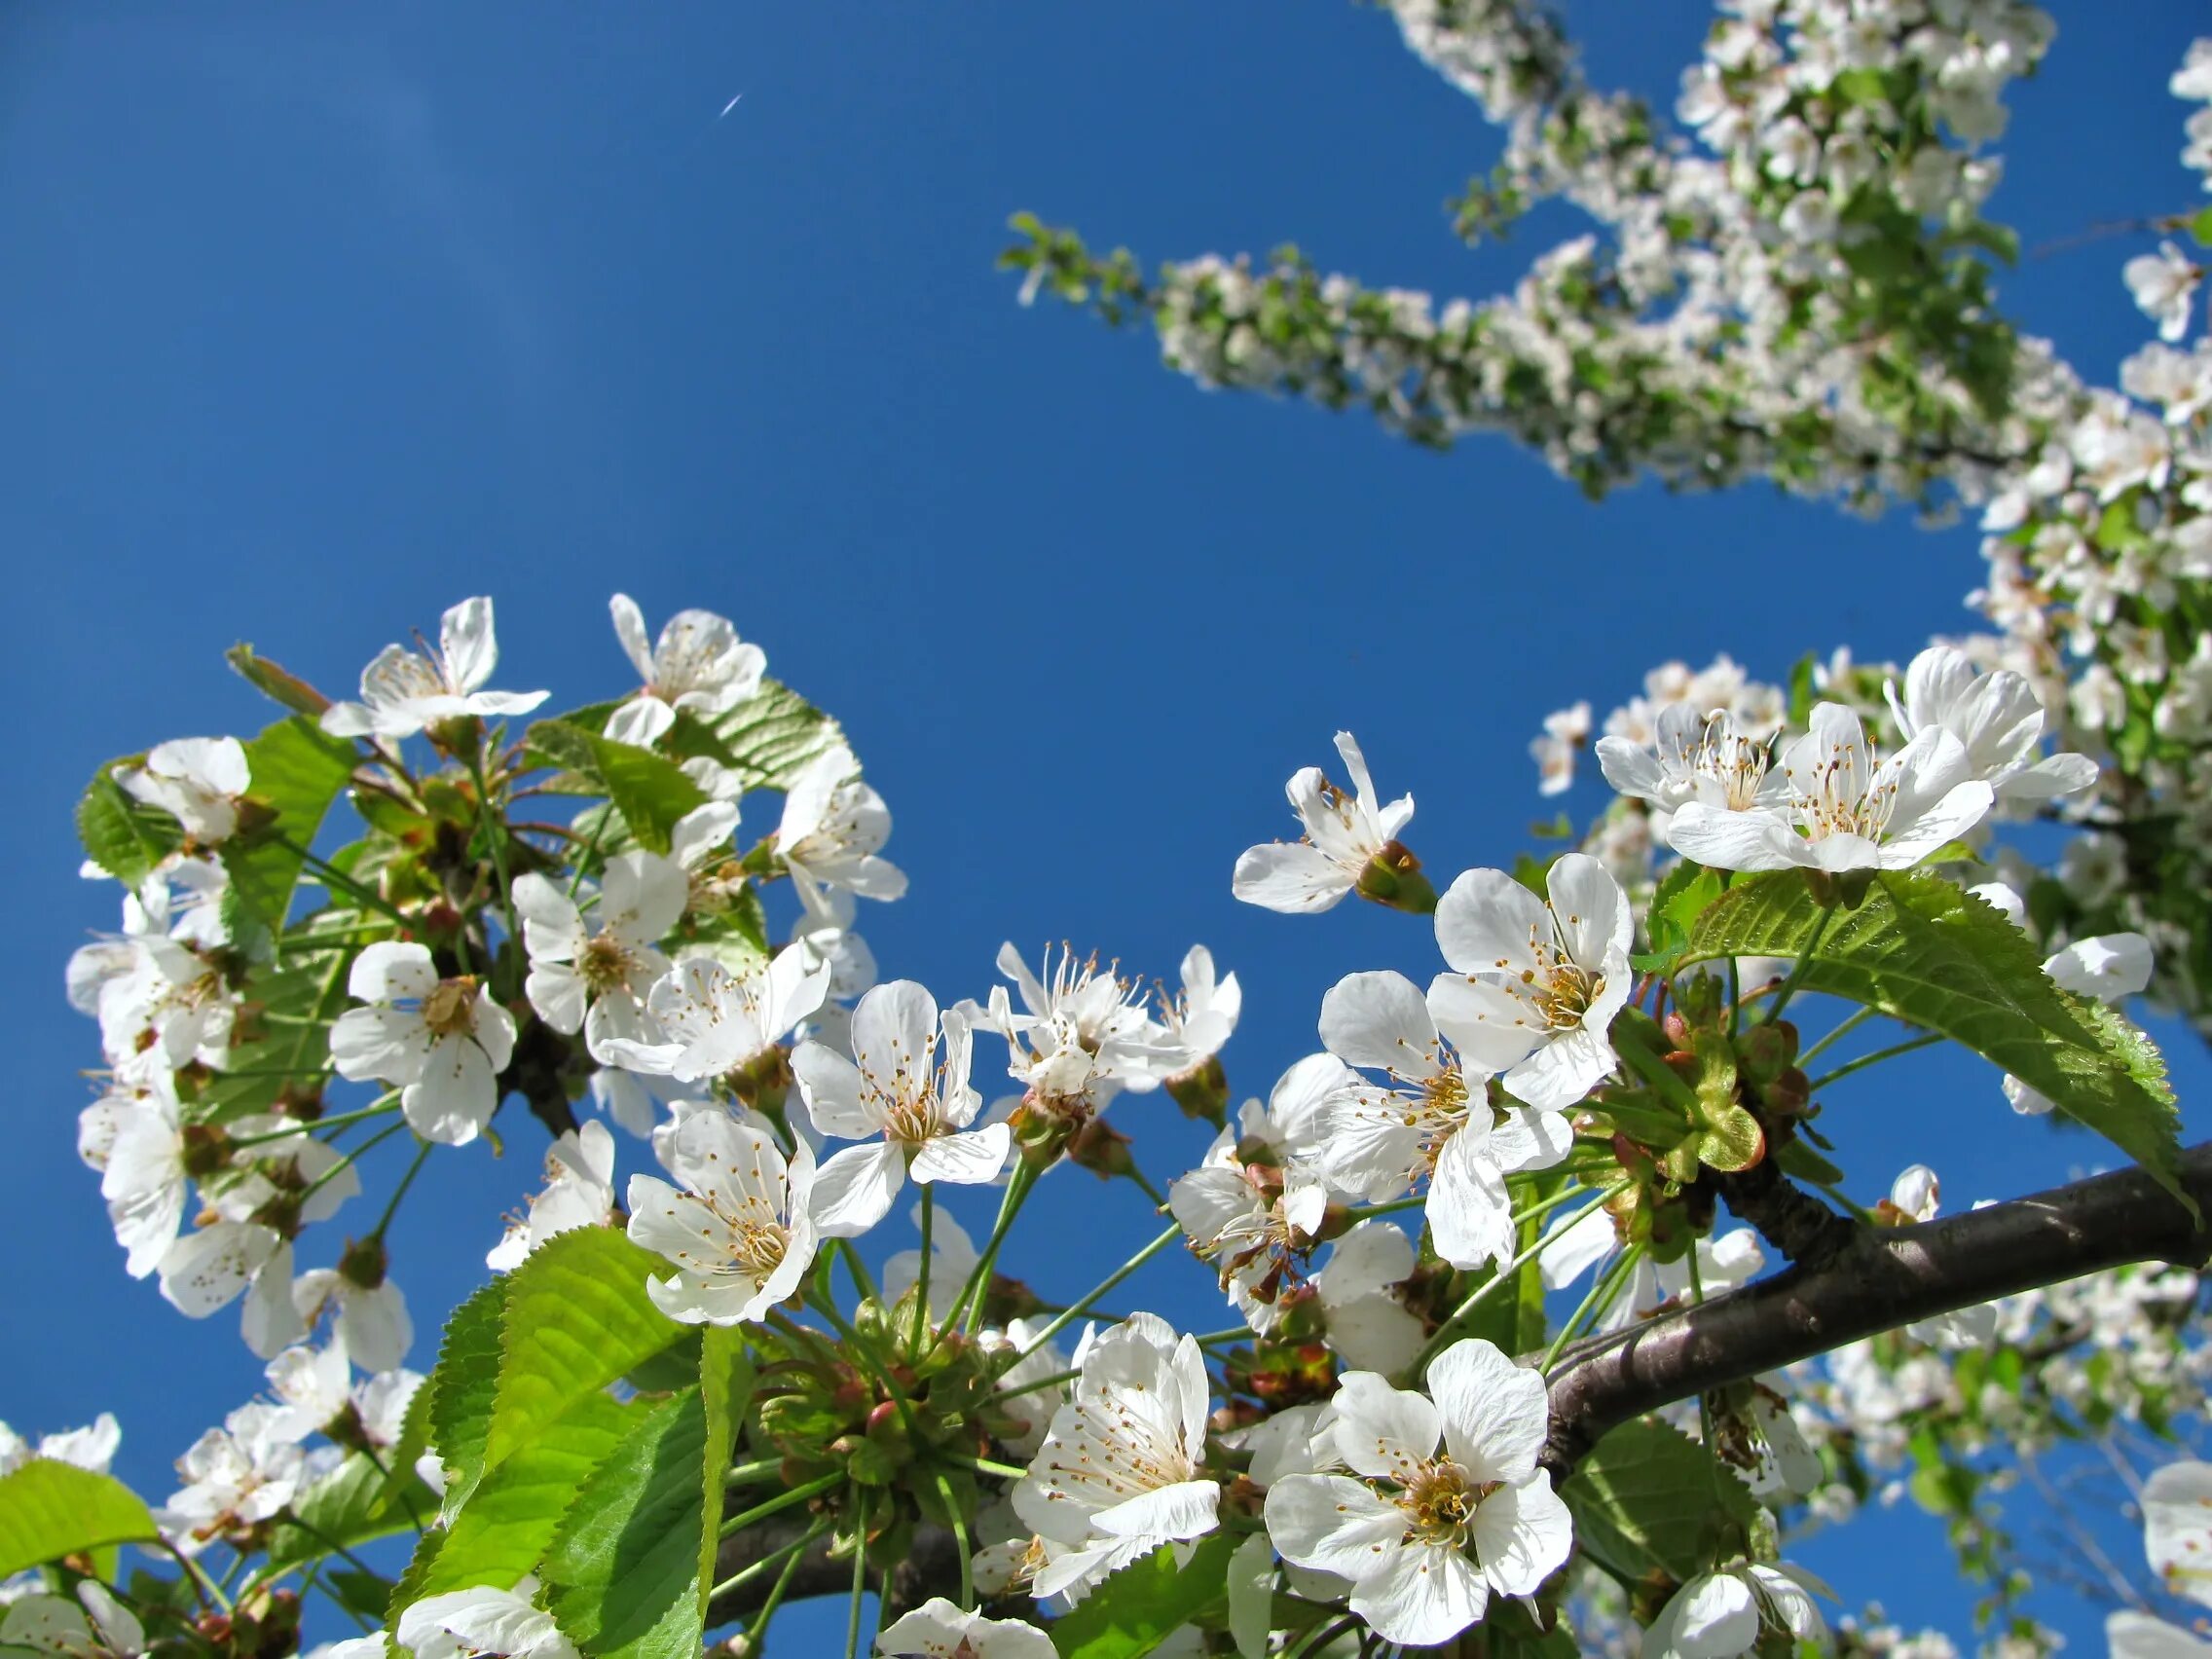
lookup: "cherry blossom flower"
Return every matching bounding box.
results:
[1264,1340,1571,1647]
[1167,1124,1327,1332]
[2109,1610,2212,1659]
[511,853,684,1057]
[874,1599,1053,1658]
[117,739,250,845]
[1878,1166,1998,1348]
[330,942,516,1146]
[1310,1221,1426,1377]
[264,1340,423,1451]
[1538,1210,1766,1334]
[1310,971,1538,1272]
[775,746,906,909]
[969,941,1168,1116]
[291,1267,412,1374]
[1641,1563,1830,1659]
[601,946,830,1088]
[1530,701,1590,796]
[0,1416,121,1478]
[1429,854,1632,1113]
[0,1584,146,1658]
[1150,944,1241,1082]
[93,1081,187,1278]
[625,1112,820,1325]
[1233,731,1416,913]
[1598,704,1783,817]
[487,1122,619,1271]
[320,597,548,741]
[2125,242,2202,344]
[1013,1312,1221,1601]
[395,1581,577,1659]
[158,1222,306,1357]
[1884,645,2097,806]
[794,981,1007,1237]
[603,594,766,748]
[1668,703,1993,873]
[2145,1458,2212,1606]
[159,1403,306,1553]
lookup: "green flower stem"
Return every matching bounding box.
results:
[1805,1031,1943,1092]
[1797,1004,1878,1069]
[933,1466,975,1606]
[1126,1163,1169,1210]
[1193,1325,1255,1346]
[465,745,521,981]
[368,1137,433,1240]
[941,1452,1030,1482]
[1510,1179,1623,1230]
[1014,1222,1183,1363]
[266,831,410,926]
[1542,1242,1646,1375]
[844,1492,873,1659]
[717,1471,842,1540]
[958,1161,1040,1334]
[1764,902,1837,1025]
[995,1365,1080,1402]
[722,1456,785,1487]
[838,1239,882,1309]
[1415,1187,1622,1373]
[916,1184,935,1353]
[709,1519,826,1600]
[298,1119,407,1206]
[803,1294,922,1440]
[739,1521,826,1642]
[228,1094,397,1148]
[1287,1613,1361,1658]
[1347,1196,1426,1222]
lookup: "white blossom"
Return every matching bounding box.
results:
[601,946,830,1087]
[2125,242,2202,344]
[1884,645,2097,806]
[395,1581,577,1659]
[488,1122,620,1271]
[603,594,765,748]
[1233,731,1414,913]
[1643,1563,1831,1659]
[873,1599,1053,1658]
[117,739,251,845]
[512,855,684,1059]
[625,1112,820,1325]
[321,597,548,741]
[159,1403,306,1553]
[329,941,517,1146]
[776,746,906,908]
[0,1585,146,1659]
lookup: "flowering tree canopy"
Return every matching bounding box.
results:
[14,8,2212,1659]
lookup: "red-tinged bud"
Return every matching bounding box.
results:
[1356,841,1437,914]
[1662,1013,1691,1049]
[338,1235,388,1291]
[1165,1054,1230,1126]
[1764,1067,1810,1117]
[865,1400,903,1437]
[1734,1022,1796,1089]
[1067,1118,1137,1183]
[1309,1203,1355,1244]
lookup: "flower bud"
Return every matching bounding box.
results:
[338,1234,389,1291]
[1356,841,1438,914]
[1165,1054,1230,1126]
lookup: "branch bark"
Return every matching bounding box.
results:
[704,1510,961,1631]
[1541,1141,2212,1475]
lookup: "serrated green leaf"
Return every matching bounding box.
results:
[1634,863,1724,974]
[484,1229,684,1493]
[1683,871,2184,1197]
[696,1326,756,1624]
[75,766,181,887]
[543,1389,709,1659]
[0,1460,159,1578]
[1564,1418,1759,1584]
[225,717,359,930]
[429,1276,510,1518]
[399,1392,647,1610]
[703,680,845,793]
[521,721,707,855]
[226,645,334,718]
[1049,1534,1236,1658]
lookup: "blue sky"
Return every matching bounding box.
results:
[3,2,2204,1649]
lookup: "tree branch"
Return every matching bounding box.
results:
[704,1511,961,1631]
[1542,1142,2212,1475]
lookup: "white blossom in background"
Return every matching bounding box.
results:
[488,1122,620,1271]
[329,941,517,1146]
[1310,972,1521,1272]
[1641,1563,1831,1659]
[511,854,684,1058]
[1598,703,1782,818]
[93,937,235,1086]
[2124,242,2202,344]
[1233,731,1414,913]
[1429,853,1632,1112]
[794,980,1008,1237]
[1884,645,2097,807]
[1669,704,1994,873]
[159,1403,306,1553]
[1530,701,1590,795]
[1014,1313,1220,1601]
[157,1222,306,1357]
[1539,1209,1766,1335]
[2144,1458,2212,1607]
[117,738,251,845]
[1878,1167,1998,1349]
[626,1112,820,1325]
[264,1340,423,1452]
[320,596,548,741]
[873,1599,1054,1658]
[92,1081,188,1279]
[600,946,830,1087]
[603,594,766,748]
[396,1581,578,1659]
[2002,931,2155,1115]
[776,746,907,909]
[1265,1340,1571,1647]
[0,1416,121,1478]
[0,1584,147,1659]
[1167,1120,1327,1332]
[1310,1221,1427,1377]
[1150,944,1241,1081]
[290,1267,412,1375]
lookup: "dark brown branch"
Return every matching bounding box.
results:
[704,1511,961,1631]
[1707,1157,1860,1270]
[1541,1142,2212,1476]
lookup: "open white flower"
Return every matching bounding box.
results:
[874,1599,1053,1658]
[1310,1221,1426,1377]
[291,1268,412,1374]
[118,739,251,845]
[1168,1128,1327,1332]
[603,595,766,748]
[1885,645,2097,806]
[0,1416,121,1479]
[1539,1210,1765,1337]
[1877,1166,1998,1348]
[158,1222,307,1357]
[1311,971,1563,1271]
[776,746,906,908]
[1014,1312,1220,1601]
[330,942,516,1146]
[1530,702,1590,796]
[1151,944,1241,1080]
[970,941,1168,1115]
[0,1583,146,1658]
[2146,1458,2212,1607]
[396,1581,576,1659]
[794,981,1008,1237]
[488,1122,619,1271]
[1642,1563,1829,1659]
[1668,703,1993,873]
[626,1112,820,1324]
[1233,731,1414,913]
[1264,1340,1571,1648]
[159,1403,306,1553]
[1430,854,1631,1113]
[320,597,548,741]
[1598,704,1782,817]
[511,854,684,1056]
[601,947,830,1087]
[2125,241,2202,344]
[95,1080,187,1278]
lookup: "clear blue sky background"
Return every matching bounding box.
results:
[2,3,2203,1650]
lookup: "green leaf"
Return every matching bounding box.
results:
[700,680,846,793]
[1684,871,2185,1197]
[226,645,334,718]
[225,717,360,929]
[2192,205,2212,247]
[1564,1418,1759,1584]
[263,1452,432,1575]
[0,1460,160,1578]
[400,1393,647,1608]
[75,765,181,886]
[428,1276,510,1518]
[521,721,708,855]
[1632,863,1724,974]
[543,1389,709,1659]
[696,1326,756,1619]
[484,1229,685,1494]
[1049,1534,1236,1658]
